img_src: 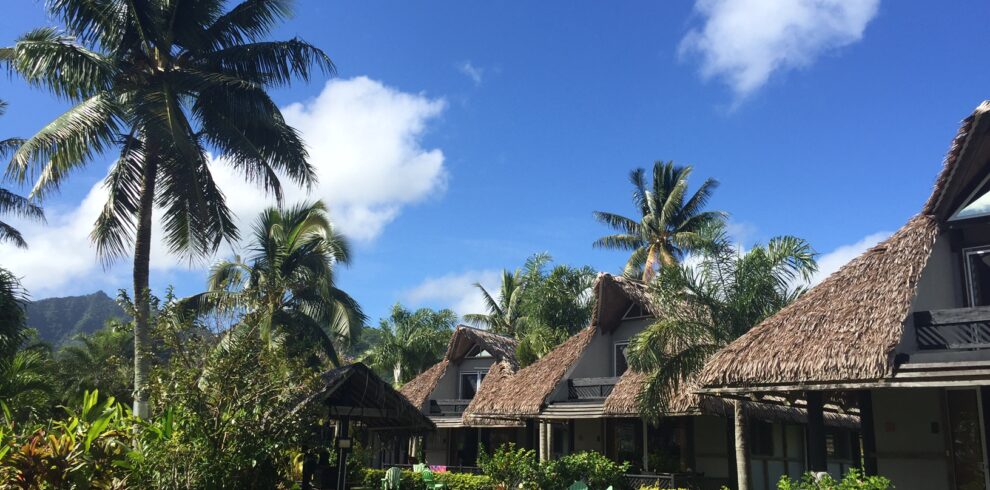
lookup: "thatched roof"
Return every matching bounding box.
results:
[464,361,525,427]
[294,363,435,432]
[602,370,858,429]
[399,325,518,410]
[697,101,990,391]
[466,326,597,418]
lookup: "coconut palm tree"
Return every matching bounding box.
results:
[0,99,44,249]
[464,268,529,337]
[594,161,725,281]
[0,268,29,361]
[624,222,816,489]
[363,304,455,385]
[2,0,331,417]
[57,321,134,405]
[192,201,363,366]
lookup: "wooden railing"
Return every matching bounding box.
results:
[567,377,619,400]
[914,306,990,350]
[428,399,471,416]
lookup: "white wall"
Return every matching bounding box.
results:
[872,388,951,490]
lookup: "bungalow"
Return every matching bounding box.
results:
[397,325,526,468]
[695,101,990,490]
[467,274,860,490]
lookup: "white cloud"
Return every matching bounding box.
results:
[403,270,502,320]
[458,61,484,86]
[1,76,448,296]
[680,0,880,99]
[809,231,890,285]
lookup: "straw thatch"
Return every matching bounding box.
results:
[399,359,449,409]
[399,325,518,410]
[463,361,525,427]
[697,101,990,391]
[602,370,858,429]
[466,326,598,417]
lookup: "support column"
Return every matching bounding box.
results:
[806,391,827,473]
[536,420,550,461]
[545,422,553,459]
[336,416,351,490]
[642,419,650,472]
[734,400,751,490]
[858,391,877,475]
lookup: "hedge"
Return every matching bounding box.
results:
[359,468,493,490]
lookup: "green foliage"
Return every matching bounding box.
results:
[56,321,133,406]
[593,161,725,280]
[0,99,44,250]
[0,390,130,489]
[0,268,29,359]
[363,303,456,385]
[478,445,629,490]
[777,469,892,490]
[625,221,817,419]
[24,291,128,347]
[361,468,493,490]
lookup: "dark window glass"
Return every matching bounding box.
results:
[750,421,774,456]
[966,248,990,306]
[460,372,484,399]
[614,343,629,376]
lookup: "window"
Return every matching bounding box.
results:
[750,421,774,457]
[614,342,629,376]
[622,302,649,320]
[459,371,485,399]
[465,344,492,358]
[952,177,990,221]
[964,247,990,306]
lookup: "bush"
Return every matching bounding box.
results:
[777,469,893,490]
[360,468,493,490]
[550,451,631,490]
[477,443,541,489]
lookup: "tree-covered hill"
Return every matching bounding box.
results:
[25,291,128,347]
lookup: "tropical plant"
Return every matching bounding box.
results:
[0,100,44,249]
[363,303,456,385]
[0,350,54,422]
[0,268,29,359]
[57,321,134,406]
[594,161,725,280]
[464,268,528,337]
[777,468,892,490]
[2,0,332,417]
[625,221,817,419]
[189,201,363,366]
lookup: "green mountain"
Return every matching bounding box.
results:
[25,291,129,346]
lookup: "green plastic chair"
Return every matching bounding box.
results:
[412,464,426,473]
[381,467,402,490]
[421,469,446,489]
[567,481,588,490]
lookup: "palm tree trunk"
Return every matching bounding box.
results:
[132,146,159,419]
[393,361,402,386]
[734,399,750,490]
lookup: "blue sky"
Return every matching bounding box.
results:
[1,0,989,324]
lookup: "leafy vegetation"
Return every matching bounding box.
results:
[363,303,456,384]
[0,98,44,250]
[593,161,725,280]
[777,469,892,490]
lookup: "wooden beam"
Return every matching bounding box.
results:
[329,406,396,418]
[858,391,878,475]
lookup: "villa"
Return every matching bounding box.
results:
[695,101,990,490]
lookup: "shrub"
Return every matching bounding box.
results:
[550,451,631,490]
[477,443,541,489]
[777,468,893,490]
[360,468,493,490]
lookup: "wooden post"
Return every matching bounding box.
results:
[858,390,877,475]
[642,418,650,472]
[536,420,550,461]
[806,391,827,472]
[336,416,351,490]
[734,400,751,490]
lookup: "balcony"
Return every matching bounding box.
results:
[428,399,471,416]
[567,377,619,400]
[914,306,990,350]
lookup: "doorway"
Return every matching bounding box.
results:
[947,388,989,490]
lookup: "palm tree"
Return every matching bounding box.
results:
[363,304,455,385]
[464,268,529,337]
[2,0,332,417]
[192,201,364,366]
[0,350,53,419]
[0,99,44,249]
[58,321,134,405]
[624,222,816,489]
[594,161,725,281]
[0,268,29,360]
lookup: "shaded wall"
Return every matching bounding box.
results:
[872,388,951,490]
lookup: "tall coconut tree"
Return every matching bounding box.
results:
[363,303,455,385]
[192,201,363,366]
[0,99,44,249]
[2,0,332,417]
[593,161,725,281]
[624,222,816,489]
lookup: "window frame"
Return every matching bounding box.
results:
[613,341,630,377]
[963,245,990,307]
[458,370,486,399]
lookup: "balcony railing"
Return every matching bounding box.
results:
[567,377,619,400]
[914,306,990,350]
[428,399,471,416]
